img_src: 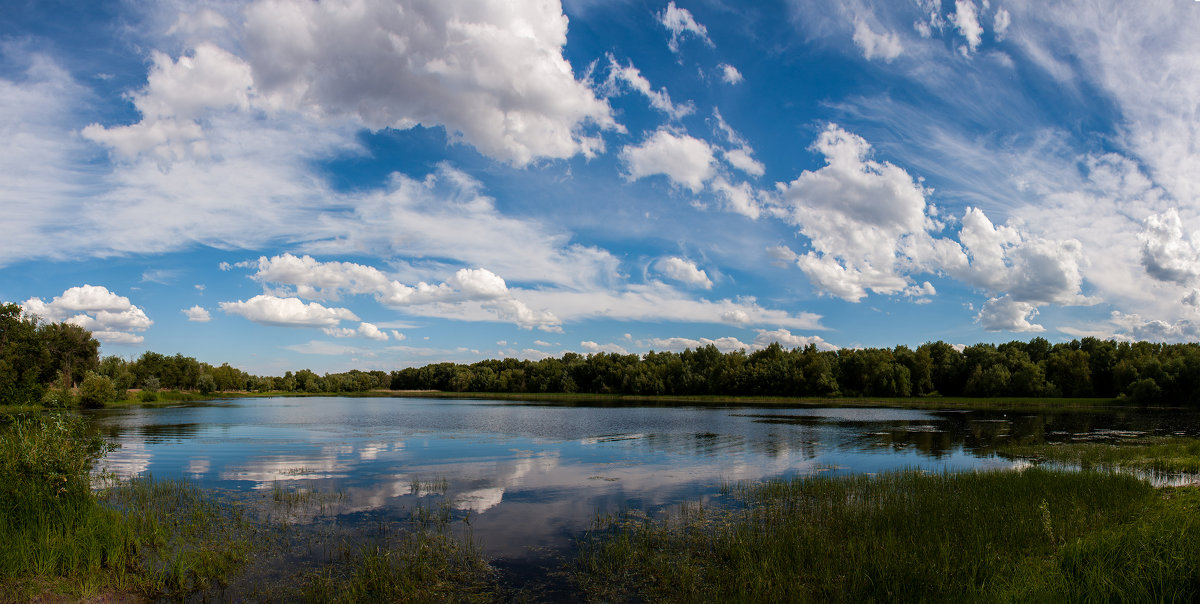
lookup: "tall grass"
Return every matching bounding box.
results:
[0,413,254,599]
[572,468,1199,602]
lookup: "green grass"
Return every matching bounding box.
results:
[0,413,255,600]
[297,527,497,603]
[571,468,1200,603]
[999,436,1200,474]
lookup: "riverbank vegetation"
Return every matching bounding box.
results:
[571,468,1200,602]
[0,413,254,600]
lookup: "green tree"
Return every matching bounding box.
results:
[0,304,49,405]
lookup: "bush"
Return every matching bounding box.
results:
[78,372,117,408]
[0,413,115,523]
[139,390,159,402]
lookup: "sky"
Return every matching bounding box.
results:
[2,0,1200,376]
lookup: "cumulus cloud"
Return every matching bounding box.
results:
[581,340,629,354]
[21,285,153,344]
[718,63,743,84]
[83,43,253,162]
[643,336,748,353]
[657,1,713,52]
[1139,208,1200,285]
[243,253,562,331]
[655,257,713,289]
[605,57,694,120]
[773,124,940,301]
[949,208,1087,307]
[86,0,618,168]
[183,305,211,322]
[219,294,358,327]
[852,19,903,62]
[323,322,389,340]
[241,0,616,165]
[976,295,1045,332]
[752,328,837,351]
[950,0,983,54]
[620,129,716,193]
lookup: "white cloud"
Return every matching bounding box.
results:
[722,147,765,178]
[219,294,358,327]
[852,19,903,62]
[752,328,838,351]
[976,295,1045,332]
[655,257,713,289]
[718,63,743,84]
[244,253,562,331]
[950,0,983,54]
[0,53,102,267]
[620,129,716,193]
[605,57,694,120]
[1139,208,1200,285]
[391,330,407,341]
[1108,311,1200,343]
[323,321,389,340]
[710,177,764,220]
[993,8,1011,40]
[183,305,212,322]
[657,1,713,52]
[21,285,153,344]
[240,0,617,165]
[83,43,254,162]
[773,124,939,301]
[581,340,629,354]
[518,284,824,330]
[248,253,394,300]
[950,207,1087,306]
[642,336,748,353]
[84,0,618,169]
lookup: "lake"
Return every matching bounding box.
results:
[85,397,1200,573]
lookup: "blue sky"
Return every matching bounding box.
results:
[3,0,1199,375]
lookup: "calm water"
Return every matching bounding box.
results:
[85,397,1200,563]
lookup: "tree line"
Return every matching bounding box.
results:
[387,338,1199,405]
[5,301,1200,406]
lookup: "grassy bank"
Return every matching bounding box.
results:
[571,468,1200,603]
[999,436,1200,474]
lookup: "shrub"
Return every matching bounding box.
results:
[139,389,159,402]
[78,372,117,408]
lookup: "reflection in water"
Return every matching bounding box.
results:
[87,398,1200,559]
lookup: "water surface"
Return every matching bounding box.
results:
[87,397,1200,562]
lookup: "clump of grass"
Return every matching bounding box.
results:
[99,476,255,596]
[298,522,495,602]
[571,468,1197,602]
[999,436,1200,474]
